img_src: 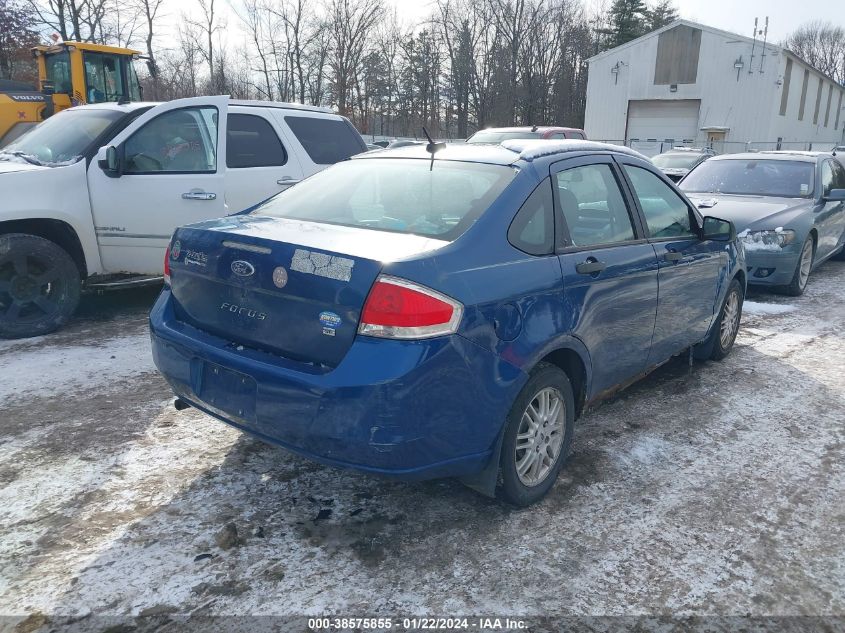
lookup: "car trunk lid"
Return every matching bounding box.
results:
[169,215,448,367]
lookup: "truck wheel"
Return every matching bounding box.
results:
[0,233,81,339]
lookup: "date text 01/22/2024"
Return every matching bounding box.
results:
[307,617,528,630]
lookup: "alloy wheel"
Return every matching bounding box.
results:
[514,387,566,487]
[798,240,813,291]
[719,288,741,350]
[0,252,64,324]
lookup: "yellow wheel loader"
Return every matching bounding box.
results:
[0,42,142,147]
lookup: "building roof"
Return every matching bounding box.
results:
[587,19,845,89]
[587,19,779,64]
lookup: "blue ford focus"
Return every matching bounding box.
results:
[150,140,746,505]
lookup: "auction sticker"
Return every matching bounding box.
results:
[319,311,342,336]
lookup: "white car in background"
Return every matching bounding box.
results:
[0,96,366,338]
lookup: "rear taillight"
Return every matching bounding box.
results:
[359,276,463,339]
[164,242,171,286]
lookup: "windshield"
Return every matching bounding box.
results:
[0,108,124,166]
[253,158,517,240]
[467,131,542,144]
[680,159,815,198]
[652,153,703,169]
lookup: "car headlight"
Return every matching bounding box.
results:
[740,229,797,248]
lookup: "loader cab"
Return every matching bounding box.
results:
[35,43,142,107]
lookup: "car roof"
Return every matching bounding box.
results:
[229,99,335,115]
[472,126,583,133]
[71,101,157,112]
[72,99,336,116]
[663,147,713,154]
[708,151,825,163]
[353,139,646,166]
[354,143,520,165]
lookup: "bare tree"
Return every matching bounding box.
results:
[26,0,110,41]
[785,20,845,84]
[136,0,165,97]
[326,0,384,116]
[186,0,224,92]
[237,0,273,98]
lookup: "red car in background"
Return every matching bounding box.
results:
[466,126,587,144]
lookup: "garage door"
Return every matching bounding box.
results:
[626,99,701,144]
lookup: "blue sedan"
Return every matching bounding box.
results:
[150,140,746,506]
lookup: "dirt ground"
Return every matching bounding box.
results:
[1,261,844,630]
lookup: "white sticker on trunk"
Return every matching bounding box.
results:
[290,248,355,281]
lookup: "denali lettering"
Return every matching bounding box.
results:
[220,302,267,320]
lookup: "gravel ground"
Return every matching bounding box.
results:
[0,262,843,630]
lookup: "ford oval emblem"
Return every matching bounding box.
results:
[231,260,255,277]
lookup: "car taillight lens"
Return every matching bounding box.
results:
[359,276,463,339]
[164,242,171,286]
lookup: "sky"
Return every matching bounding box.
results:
[670,0,845,43]
[385,0,844,43]
[169,0,844,55]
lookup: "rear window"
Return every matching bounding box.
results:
[652,153,703,169]
[284,115,366,164]
[253,158,517,240]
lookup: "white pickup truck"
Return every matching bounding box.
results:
[0,95,367,338]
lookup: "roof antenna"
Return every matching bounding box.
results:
[422,127,445,171]
[749,17,758,74]
[531,124,538,132]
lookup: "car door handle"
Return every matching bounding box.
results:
[665,251,683,262]
[575,258,607,275]
[277,178,301,186]
[181,190,217,201]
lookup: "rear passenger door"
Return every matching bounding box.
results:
[224,110,304,213]
[552,156,659,395]
[617,158,722,364]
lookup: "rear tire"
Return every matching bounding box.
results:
[0,233,81,339]
[833,243,845,261]
[694,277,744,361]
[498,363,575,507]
[780,236,814,296]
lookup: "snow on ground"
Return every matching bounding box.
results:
[0,268,843,627]
[742,300,797,315]
[0,332,154,403]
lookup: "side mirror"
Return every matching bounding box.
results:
[98,145,122,178]
[823,188,845,202]
[702,216,736,242]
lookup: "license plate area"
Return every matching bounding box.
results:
[198,363,257,422]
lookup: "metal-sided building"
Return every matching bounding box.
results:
[584,19,845,154]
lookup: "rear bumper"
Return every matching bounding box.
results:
[745,249,800,286]
[150,290,526,480]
